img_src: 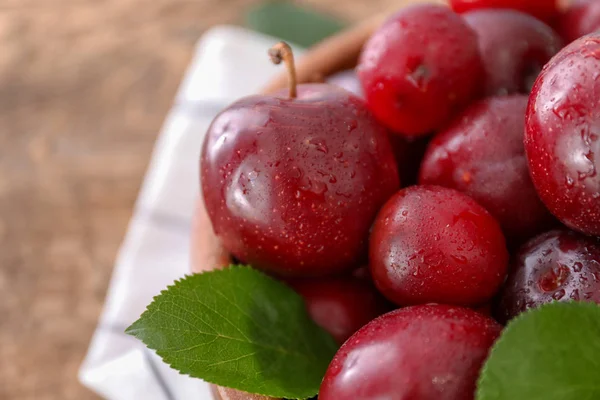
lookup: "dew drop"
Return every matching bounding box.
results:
[542,248,553,256]
[308,138,329,154]
[289,167,302,179]
[346,120,358,132]
[552,289,566,300]
[565,176,575,188]
[312,180,328,195]
[299,176,312,191]
[451,255,468,264]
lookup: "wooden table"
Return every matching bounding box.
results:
[0,0,408,398]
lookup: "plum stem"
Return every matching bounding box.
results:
[268,42,297,99]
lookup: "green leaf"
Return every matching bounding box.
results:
[477,302,600,400]
[245,2,346,48]
[125,266,338,399]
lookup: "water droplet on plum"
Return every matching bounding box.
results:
[552,289,566,300]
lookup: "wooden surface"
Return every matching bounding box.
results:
[0,0,411,399]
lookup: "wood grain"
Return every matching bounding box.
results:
[0,1,396,399]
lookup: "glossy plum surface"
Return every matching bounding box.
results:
[464,10,563,96]
[358,4,483,136]
[319,304,502,400]
[450,0,559,23]
[289,276,390,344]
[525,34,600,236]
[419,96,554,242]
[201,84,399,276]
[559,0,600,43]
[497,229,600,323]
[369,185,509,306]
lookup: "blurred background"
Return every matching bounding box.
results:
[0,0,412,399]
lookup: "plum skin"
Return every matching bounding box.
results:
[525,33,600,236]
[358,4,483,136]
[559,0,600,44]
[497,229,600,323]
[464,9,563,96]
[419,95,554,243]
[369,185,509,307]
[449,0,559,23]
[201,84,399,277]
[288,276,390,344]
[319,304,502,400]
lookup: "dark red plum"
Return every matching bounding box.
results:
[289,276,390,344]
[419,95,554,242]
[358,4,483,136]
[201,43,399,276]
[497,229,600,323]
[464,9,563,96]
[559,0,600,43]
[320,304,502,400]
[525,33,600,236]
[369,185,509,307]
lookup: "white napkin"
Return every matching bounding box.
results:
[78,26,304,400]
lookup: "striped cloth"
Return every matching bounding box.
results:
[78,26,304,400]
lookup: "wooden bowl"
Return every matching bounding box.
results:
[193,2,441,399]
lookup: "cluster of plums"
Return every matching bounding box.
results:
[200,0,600,399]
